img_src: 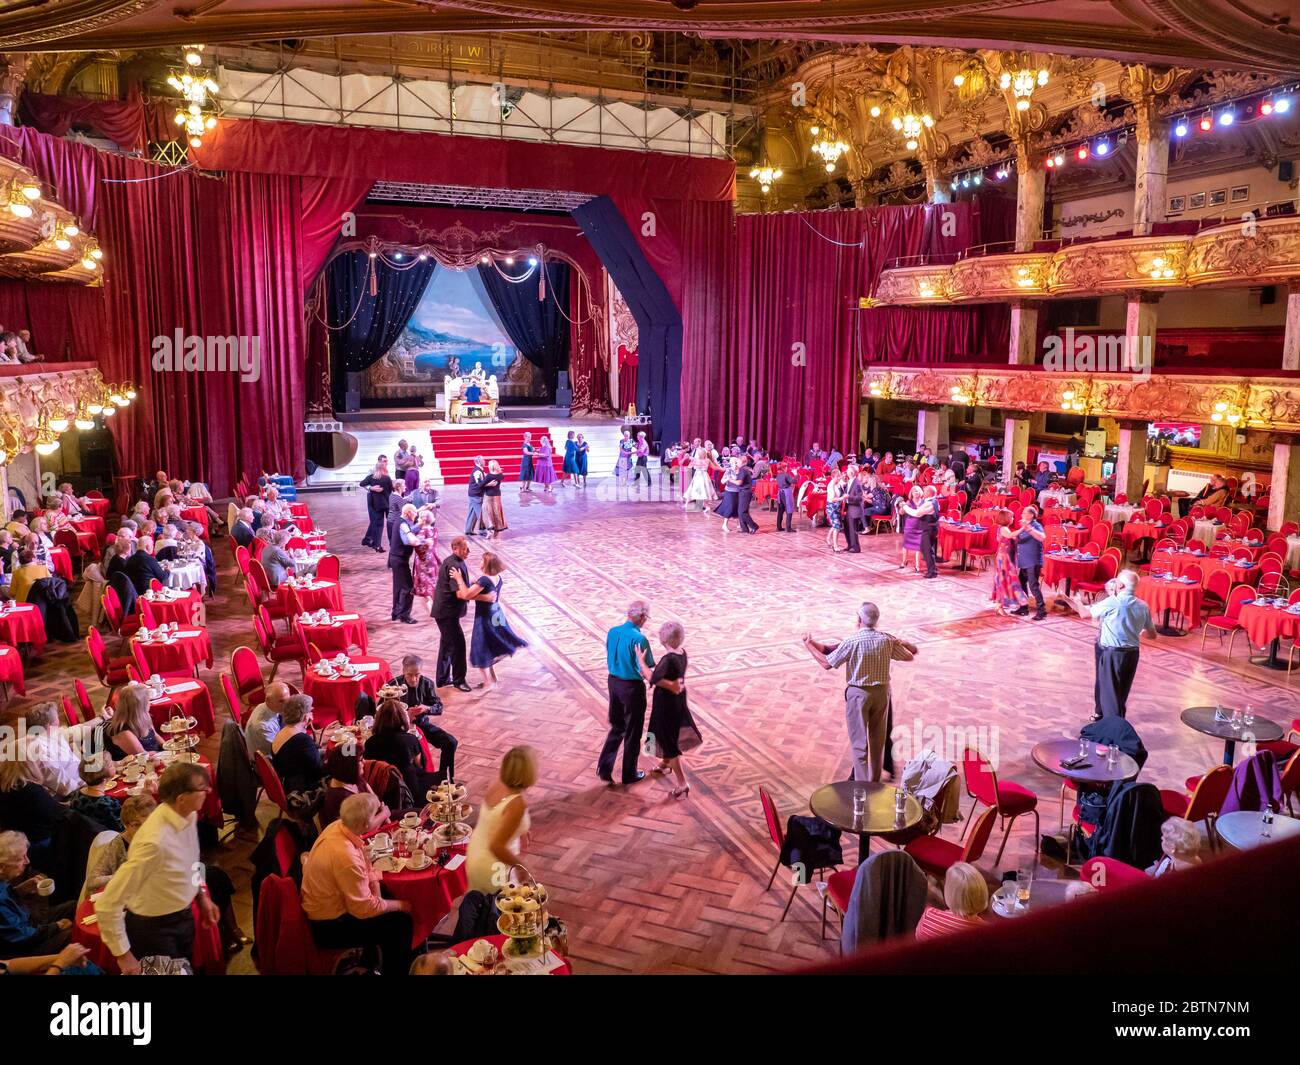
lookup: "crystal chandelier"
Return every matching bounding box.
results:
[891,111,935,152]
[809,125,849,173]
[169,44,219,149]
[1001,67,1049,112]
[749,165,783,194]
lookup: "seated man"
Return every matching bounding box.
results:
[1032,461,1055,493]
[123,541,167,595]
[300,792,413,975]
[394,654,456,782]
[231,508,257,549]
[464,381,482,405]
[258,532,295,589]
[243,681,288,760]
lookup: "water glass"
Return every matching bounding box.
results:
[851,785,866,820]
[1015,865,1033,909]
[1078,735,1089,759]
[1106,743,1119,769]
[1260,809,1274,839]
[1243,705,1255,727]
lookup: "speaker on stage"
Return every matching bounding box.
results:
[555,370,572,408]
[344,371,364,413]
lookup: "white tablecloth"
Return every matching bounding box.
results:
[1286,535,1300,572]
[1103,504,1139,526]
[1039,489,1077,508]
[1191,519,1223,549]
[163,561,206,591]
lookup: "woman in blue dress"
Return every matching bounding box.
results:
[613,430,634,485]
[519,432,535,492]
[574,433,590,488]
[562,430,578,484]
[535,435,558,493]
[457,552,528,691]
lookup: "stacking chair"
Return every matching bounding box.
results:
[961,748,1040,862]
[904,806,998,878]
[231,645,267,708]
[87,627,133,689]
[1199,584,1255,655]
[315,554,341,583]
[1160,763,1232,822]
[254,606,306,680]
[758,786,838,931]
[1201,569,1232,612]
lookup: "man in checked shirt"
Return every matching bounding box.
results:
[804,602,918,782]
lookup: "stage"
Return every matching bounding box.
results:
[233,486,1298,972]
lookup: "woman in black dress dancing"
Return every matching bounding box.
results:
[457,552,528,691]
[642,620,698,798]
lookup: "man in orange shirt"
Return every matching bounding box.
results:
[301,792,414,975]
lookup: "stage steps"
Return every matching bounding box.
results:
[428,425,553,485]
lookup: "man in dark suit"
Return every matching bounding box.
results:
[389,503,419,625]
[397,654,456,782]
[775,464,798,532]
[736,464,758,534]
[842,466,864,553]
[384,479,406,551]
[430,536,474,691]
[124,543,168,594]
[230,508,256,549]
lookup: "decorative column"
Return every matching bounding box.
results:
[1282,281,1300,372]
[850,175,874,209]
[920,151,951,204]
[917,406,943,455]
[1012,137,1046,252]
[1131,92,1169,237]
[1002,414,1030,483]
[1268,435,1300,532]
[1125,292,1160,373]
[0,54,28,126]
[1009,301,1041,366]
[1114,420,1149,502]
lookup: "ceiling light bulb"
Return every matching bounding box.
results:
[54,237,70,251]
[1276,97,1291,113]
[1199,114,1213,131]
[74,413,95,431]
[1054,152,1065,166]
[90,246,103,260]
[21,181,41,200]
[9,200,32,218]
[825,162,834,172]
[1095,140,1110,156]
[1016,99,1030,112]
[1218,110,1234,126]
[101,404,116,417]
[64,223,79,236]
[1174,119,1188,137]
[869,105,881,118]
[1077,145,1089,160]
[81,256,97,269]
[35,440,60,456]
[87,399,104,415]
[953,73,965,87]
[906,138,918,150]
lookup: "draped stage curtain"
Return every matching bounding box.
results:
[0,281,106,360]
[476,261,570,402]
[0,126,311,500]
[325,251,436,408]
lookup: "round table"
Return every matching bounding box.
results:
[1179,706,1285,765]
[131,627,215,676]
[298,612,369,655]
[1237,601,1300,669]
[1030,739,1140,784]
[1044,523,1091,550]
[74,897,224,975]
[937,522,990,570]
[377,849,469,946]
[162,559,207,591]
[0,603,48,652]
[302,656,392,726]
[81,497,111,519]
[978,491,1017,510]
[138,588,204,628]
[1285,535,1300,572]
[801,485,828,524]
[103,752,223,827]
[1103,503,1139,526]
[1214,538,1263,561]
[1150,550,1260,588]
[1041,506,1086,527]
[1121,519,1173,554]
[147,678,217,737]
[1136,574,1202,636]
[810,781,923,862]
[1191,519,1224,548]
[0,643,25,696]
[1041,553,1098,595]
[449,934,572,975]
[1214,810,1300,850]
[278,578,343,613]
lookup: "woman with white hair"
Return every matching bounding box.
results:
[0,830,75,958]
[1149,817,1203,877]
[683,440,720,511]
[645,620,697,798]
[915,861,989,940]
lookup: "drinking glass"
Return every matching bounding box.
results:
[851,785,866,820]
[1243,705,1255,727]
[1078,735,1089,759]
[1015,863,1033,909]
[1106,743,1119,769]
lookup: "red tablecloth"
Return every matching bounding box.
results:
[131,628,214,676]
[880,475,908,496]
[802,486,828,521]
[180,506,210,539]
[1238,602,1300,649]
[1042,506,1086,526]
[449,934,571,975]
[977,491,1017,509]
[1213,538,1264,561]
[278,579,343,613]
[382,848,469,946]
[753,478,778,504]
[298,612,368,656]
[70,514,107,543]
[138,588,204,628]
[0,643,25,695]
[0,604,47,651]
[967,507,1013,528]
[48,546,72,582]
[81,497,111,519]
[103,754,224,827]
[1044,524,1091,551]
[1121,519,1174,550]
[1150,550,1261,587]
[74,897,224,975]
[1136,575,1203,629]
[302,656,392,725]
[147,678,217,737]
[59,526,99,557]
[937,523,991,561]
[1042,553,1099,588]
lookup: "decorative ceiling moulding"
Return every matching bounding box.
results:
[870,216,1300,306]
[862,364,1300,434]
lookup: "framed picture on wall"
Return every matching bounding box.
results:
[1189,191,1206,209]
[1168,195,1185,214]
[1208,188,1228,207]
[1231,185,1250,202]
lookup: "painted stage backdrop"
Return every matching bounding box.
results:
[365,267,544,402]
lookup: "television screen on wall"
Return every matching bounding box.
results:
[1148,422,1201,447]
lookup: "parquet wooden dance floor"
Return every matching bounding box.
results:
[14,476,1298,974]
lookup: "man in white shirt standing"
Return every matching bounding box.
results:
[94,762,219,974]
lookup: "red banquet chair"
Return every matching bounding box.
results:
[1161,763,1233,823]
[1201,569,1232,611]
[101,586,140,641]
[220,672,247,729]
[62,695,81,726]
[86,627,133,689]
[758,786,838,932]
[1080,856,1149,892]
[1199,583,1255,655]
[231,645,267,709]
[961,748,1040,863]
[1282,521,1300,537]
[904,806,998,879]
[1074,553,1120,600]
[255,752,293,818]
[248,559,291,624]
[254,606,307,680]
[75,678,95,722]
[314,554,341,584]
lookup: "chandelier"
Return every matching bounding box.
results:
[1001,67,1049,111]
[749,165,783,194]
[810,125,849,173]
[891,111,934,152]
[169,44,219,149]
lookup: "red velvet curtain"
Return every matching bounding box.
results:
[299,176,373,294]
[1,127,310,499]
[0,281,106,360]
[16,91,174,154]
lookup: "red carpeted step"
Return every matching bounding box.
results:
[428,425,553,485]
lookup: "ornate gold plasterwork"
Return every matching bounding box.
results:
[871,216,1300,305]
[863,365,1300,433]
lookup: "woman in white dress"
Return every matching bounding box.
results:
[682,441,720,512]
[465,746,536,894]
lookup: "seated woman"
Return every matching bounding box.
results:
[914,861,989,941]
[153,523,180,561]
[81,794,156,899]
[271,693,326,817]
[100,684,162,761]
[69,763,122,833]
[318,748,371,830]
[363,698,435,809]
[8,549,50,603]
[0,830,75,960]
[0,758,69,868]
[1148,817,1203,878]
